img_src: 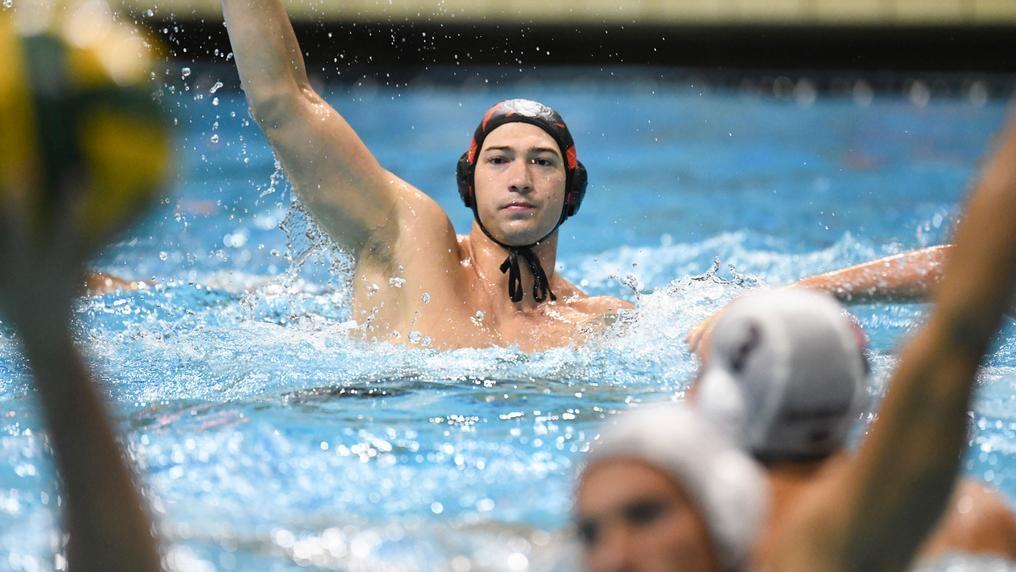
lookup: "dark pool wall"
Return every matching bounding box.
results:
[145,17,1016,75]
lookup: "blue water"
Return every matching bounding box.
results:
[0,71,1014,570]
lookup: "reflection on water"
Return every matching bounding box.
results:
[0,81,1013,570]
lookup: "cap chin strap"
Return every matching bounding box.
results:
[500,247,555,303]
[472,208,561,304]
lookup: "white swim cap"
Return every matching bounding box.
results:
[696,289,868,460]
[584,403,769,571]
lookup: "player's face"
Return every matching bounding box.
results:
[576,460,720,572]
[473,122,567,246]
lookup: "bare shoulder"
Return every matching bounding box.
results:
[949,479,1016,536]
[564,294,636,336]
[552,276,635,318]
[919,478,1016,559]
[757,454,862,571]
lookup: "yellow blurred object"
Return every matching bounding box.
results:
[79,110,170,243]
[0,1,169,249]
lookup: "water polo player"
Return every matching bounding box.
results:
[221,0,985,353]
[695,289,1016,564]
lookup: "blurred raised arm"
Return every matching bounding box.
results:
[221,0,408,257]
[17,322,161,572]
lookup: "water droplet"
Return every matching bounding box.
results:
[470,310,485,326]
[367,283,380,297]
[158,251,168,261]
[209,80,223,94]
[144,8,153,17]
[2,0,12,9]
[180,67,191,79]
[212,97,219,106]
[210,134,219,143]
[408,330,422,343]
[421,292,431,304]
[388,277,406,288]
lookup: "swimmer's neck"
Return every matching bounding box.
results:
[764,451,849,482]
[765,458,827,478]
[462,224,563,315]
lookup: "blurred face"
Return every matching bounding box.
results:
[472,122,567,246]
[576,460,720,572]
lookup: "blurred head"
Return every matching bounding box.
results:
[456,99,587,247]
[694,289,869,461]
[576,404,768,572]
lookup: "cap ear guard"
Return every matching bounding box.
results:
[456,151,474,208]
[565,160,588,218]
[696,366,751,444]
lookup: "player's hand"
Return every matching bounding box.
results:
[686,307,723,359]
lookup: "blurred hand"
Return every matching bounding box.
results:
[0,11,169,335]
[84,271,148,296]
[686,306,724,359]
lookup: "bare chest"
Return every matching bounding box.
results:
[349,266,604,350]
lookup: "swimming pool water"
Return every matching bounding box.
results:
[0,70,1014,571]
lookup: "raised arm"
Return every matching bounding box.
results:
[221,0,409,255]
[779,116,1016,570]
